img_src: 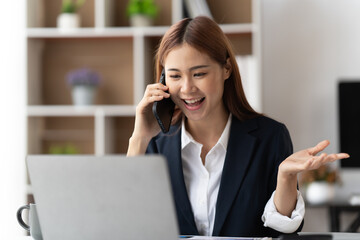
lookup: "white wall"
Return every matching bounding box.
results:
[262,0,360,152]
[261,0,360,232]
[0,1,27,238]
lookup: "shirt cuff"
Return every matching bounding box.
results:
[261,190,305,233]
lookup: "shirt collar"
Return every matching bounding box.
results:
[181,114,232,151]
[181,117,195,149]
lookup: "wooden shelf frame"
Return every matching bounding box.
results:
[27,105,136,117]
[26,23,254,38]
[25,0,261,156]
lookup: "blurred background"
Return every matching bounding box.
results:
[2,0,360,238]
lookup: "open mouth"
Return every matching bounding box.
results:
[183,97,205,107]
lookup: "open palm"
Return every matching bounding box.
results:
[279,140,349,176]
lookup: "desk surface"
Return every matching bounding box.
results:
[306,198,360,232]
[305,194,360,208]
[15,233,360,240]
[300,232,360,240]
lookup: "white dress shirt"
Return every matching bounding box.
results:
[181,114,305,236]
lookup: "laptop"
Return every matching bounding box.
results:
[26,155,179,240]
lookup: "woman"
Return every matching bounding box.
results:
[127,16,348,237]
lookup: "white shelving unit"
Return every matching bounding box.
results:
[27,105,136,116]
[25,0,261,200]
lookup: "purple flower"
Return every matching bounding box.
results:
[66,68,101,86]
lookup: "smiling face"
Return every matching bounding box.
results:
[164,44,231,123]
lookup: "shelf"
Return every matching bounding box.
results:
[41,129,94,141]
[27,37,134,105]
[221,23,253,34]
[27,116,96,154]
[27,105,136,117]
[26,24,253,38]
[27,26,169,38]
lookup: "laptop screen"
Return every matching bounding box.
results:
[27,155,179,240]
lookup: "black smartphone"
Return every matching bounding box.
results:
[152,69,175,133]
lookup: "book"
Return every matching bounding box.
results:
[184,0,213,19]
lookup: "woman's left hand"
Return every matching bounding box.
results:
[274,140,349,217]
[279,140,349,177]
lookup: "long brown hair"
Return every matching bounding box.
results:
[155,16,262,121]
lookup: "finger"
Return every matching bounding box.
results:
[308,140,330,156]
[301,157,314,169]
[313,153,326,166]
[324,153,350,162]
[303,153,327,170]
[146,95,168,103]
[146,89,170,99]
[339,153,350,159]
[318,153,329,165]
[137,95,163,111]
[146,83,168,92]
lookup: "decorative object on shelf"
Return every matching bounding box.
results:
[57,0,85,30]
[66,68,101,106]
[126,0,158,27]
[184,0,213,19]
[305,181,335,205]
[49,143,79,154]
[300,164,340,205]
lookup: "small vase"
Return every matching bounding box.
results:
[57,13,81,30]
[72,85,96,106]
[306,181,335,205]
[130,14,153,27]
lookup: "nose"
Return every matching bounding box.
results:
[181,75,197,93]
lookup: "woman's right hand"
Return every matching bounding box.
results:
[127,83,170,156]
[135,83,170,138]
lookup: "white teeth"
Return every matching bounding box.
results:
[184,98,202,104]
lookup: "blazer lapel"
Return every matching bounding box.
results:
[212,117,258,236]
[155,128,198,234]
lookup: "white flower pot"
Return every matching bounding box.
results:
[306,181,335,205]
[57,13,80,30]
[72,85,96,106]
[130,14,153,27]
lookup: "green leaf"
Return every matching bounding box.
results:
[61,0,85,13]
[126,0,158,18]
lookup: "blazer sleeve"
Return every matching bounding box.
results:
[267,124,304,235]
[270,124,293,191]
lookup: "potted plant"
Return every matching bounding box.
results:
[300,164,340,204]
[66,68,101,106]
[57,0,85,30]
[49,143,79,154]
[126,0,158,27]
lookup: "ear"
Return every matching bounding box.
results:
[223,58,232,81]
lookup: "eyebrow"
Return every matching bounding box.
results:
[167,65,210,72]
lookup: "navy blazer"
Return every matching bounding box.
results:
[146,115,302,237]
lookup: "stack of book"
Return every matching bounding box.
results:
[184,0,213,19]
